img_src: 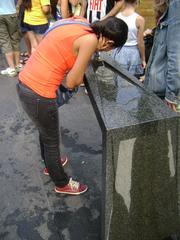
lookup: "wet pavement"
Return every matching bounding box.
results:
[0,54,102,240]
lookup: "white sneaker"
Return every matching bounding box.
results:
[1,67,17,77]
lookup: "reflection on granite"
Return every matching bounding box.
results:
[85,54,180,240]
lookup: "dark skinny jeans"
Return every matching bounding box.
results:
[17,82,69,187]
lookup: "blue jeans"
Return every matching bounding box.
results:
[17,82,69,187]
[144,0,180,104]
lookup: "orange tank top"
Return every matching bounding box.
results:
[19,22,93,98]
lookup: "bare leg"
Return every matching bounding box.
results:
[35,34,43,44]
[23,32,31,56]
[27,31,39,53]
[14,51,20,66]
[5,52,15,69]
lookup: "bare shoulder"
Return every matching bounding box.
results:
[73,33,98,55]
[76,33,98,49]
[136,14,145,28]
[81,33,98,45]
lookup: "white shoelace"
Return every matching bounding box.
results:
[69,178,79,190]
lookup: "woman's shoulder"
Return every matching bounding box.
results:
[74,32,97,53]
[79,33,98,45]
[136,13,145,24]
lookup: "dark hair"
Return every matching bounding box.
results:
[154,0,169,21]
[90,17,128,48]
[22,0,32,10]
[50,0,58,20]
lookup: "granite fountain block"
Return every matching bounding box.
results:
[85,53,180,240]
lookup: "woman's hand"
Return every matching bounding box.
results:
[42,5,51,15]
[142,60,146,69]
[143,28,153,37]
[97,35,106,50]
[165,100,177,112]
[97,35,115,51]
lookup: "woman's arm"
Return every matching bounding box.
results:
[41,0,51,15]
[42,6,51,15]
[136,15,146,69]
[60,0,71,18]
[42,5,51,15]
[16,0,23,14]
[102,0,124,19]
[16,0,23,7]
[79,0,87,17]
[66,34,98,89]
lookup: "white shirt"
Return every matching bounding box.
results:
[0,0,16,15]
[116,12,139,46]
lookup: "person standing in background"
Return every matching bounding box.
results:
[86,0,124,23]
[20,0,51,54]
[59,0,87,19]
[144,0,180,112]
[50,0,61,21]
[85,0,124,92]
[112,0,146,77]
[0,0,22,77]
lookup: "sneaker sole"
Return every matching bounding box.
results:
[43,156,68,176]
[54,186,88,195]
[9,73,17,77]
[1,73,17,77]
[43,171,50,176]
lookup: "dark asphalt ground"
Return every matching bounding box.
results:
[0,54,102,240]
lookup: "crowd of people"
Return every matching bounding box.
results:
[0,0,179,196]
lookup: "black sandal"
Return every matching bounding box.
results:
[20,57,29,65]
[20,52,29,57]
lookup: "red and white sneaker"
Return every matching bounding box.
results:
[43,155,68,176]
[55,178,88,195]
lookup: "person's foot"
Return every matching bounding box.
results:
[20,57,29,65]
[20,52,29,57]
[1,67,17,77]
[16,64,23,73]
[43,155,68,175]
[55,178,88,195]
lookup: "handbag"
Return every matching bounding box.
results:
[56,85,78,107]
[144,27,156,62]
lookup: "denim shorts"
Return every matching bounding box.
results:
[21,22,49,34]
[112,45,144,76]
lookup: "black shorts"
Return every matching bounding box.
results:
[21,22,49,34]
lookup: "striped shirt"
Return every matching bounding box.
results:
[86,0,117,23]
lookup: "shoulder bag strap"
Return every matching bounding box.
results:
[44,18,90,37]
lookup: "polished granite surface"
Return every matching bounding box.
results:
[86,55,178,132]
[85,53,180,240]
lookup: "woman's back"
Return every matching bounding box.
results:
[19,22,93,98]
[116,12,139,46]
[112,0,146,76]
